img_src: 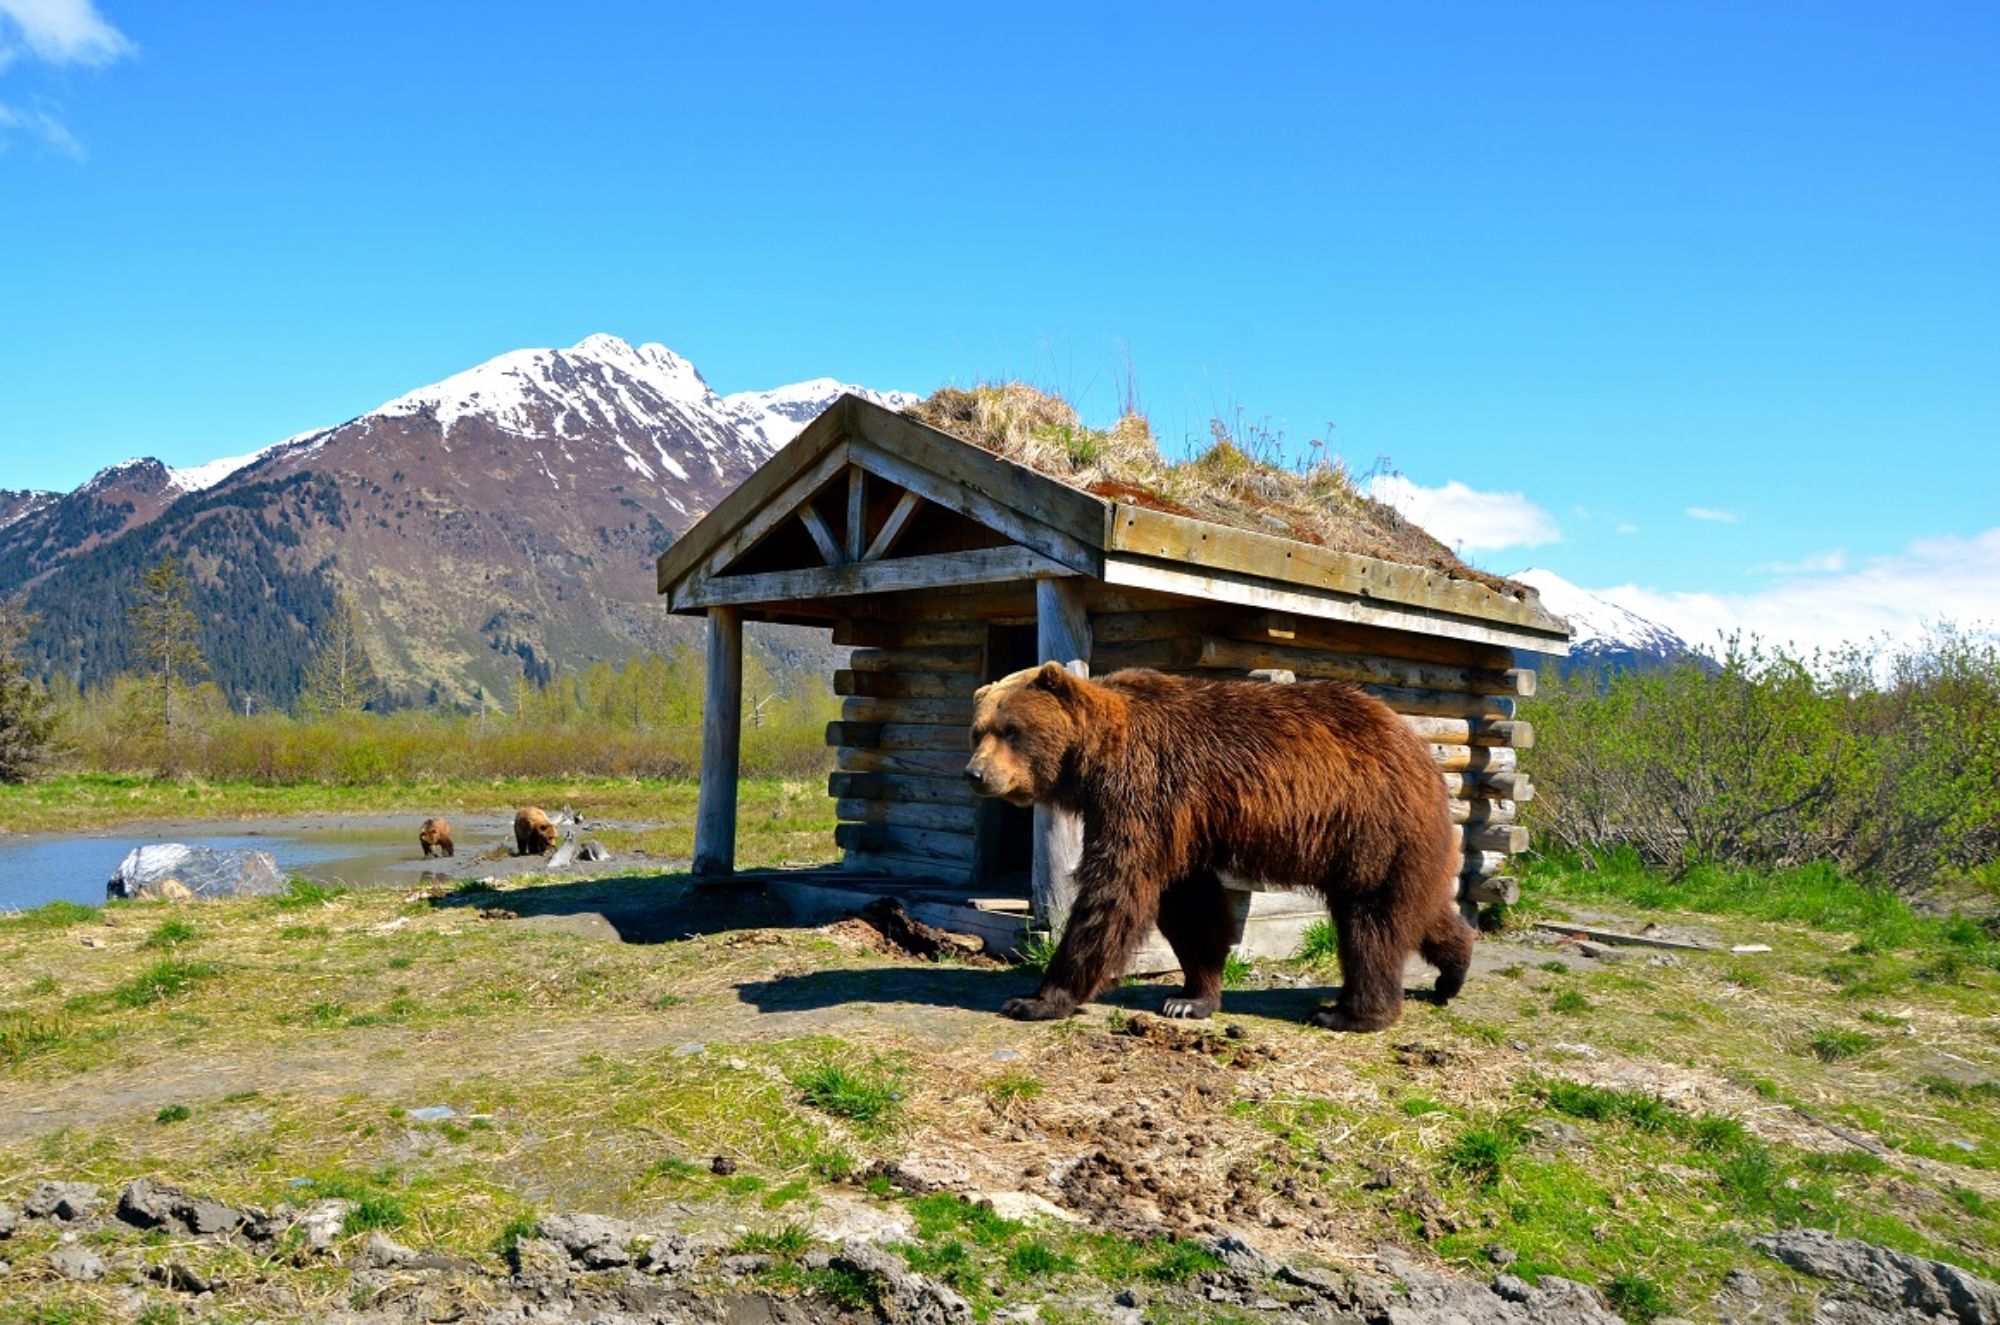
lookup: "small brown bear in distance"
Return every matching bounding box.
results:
[965,663,1473,1032]
[418,817,454,859]
[514,807,560,856]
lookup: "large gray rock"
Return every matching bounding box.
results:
[107,844,285,901]
[117,1178,244,1236]
[46,1245,106,1282]
[1757,1228,2000,1323]
[831,1240,973,1324]
[537,1212,637,1268]
[22,1181,100,1221]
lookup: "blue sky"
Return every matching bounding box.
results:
[2,2,1995,650]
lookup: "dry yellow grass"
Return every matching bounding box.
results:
[905,384,1520,592]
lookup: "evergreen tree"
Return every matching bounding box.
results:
[0,598,57,782]
[298,593,382,717]
[127,557,210,743]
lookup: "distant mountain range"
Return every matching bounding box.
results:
[0,335,913,708]
[1513,567,1708,676]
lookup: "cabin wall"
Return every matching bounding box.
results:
[824,618,987,884]
[1088,607,1535,916]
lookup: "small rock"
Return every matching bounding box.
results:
[0,1204,14,1238]
[1485,1244,1519,1266]
[710,1155,738,1176]
[1278,1264,1343,1294]
[1250,1298,1284,1311]
[1208,1234,1279,1278]
[47,1245,107,1281]
[637,1233,706,1276]
[1575,941,1627,963]
[1205,1282,1243,1303]
[146,1261,218,1294]
[1224,1023,1246,1040]
[407,1105,456,1123]
[1723,1268,1763,1298]
[537,1213,638,1268]
[24,1182,101,1222]
[1491,1273,1534,1304]
[79,935,105,948]
[364,1232,417,1268]
[674,1042,705,1056]
[1113,1287,1140,1307]
[297,1199,353,1254]
[720,1253,771,1277]
[990,1048,1020,1061]
[118,1178,244,1237]
[1947,1138,1979,1153]
[1360,1168,1396,1191]
[1508,1039,1529,1051]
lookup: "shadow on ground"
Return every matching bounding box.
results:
[430,870,796,944]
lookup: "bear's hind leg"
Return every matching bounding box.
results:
[1421,903,1476,1003]
[1157,870,1233,1019]
[1308,900,1407,1033]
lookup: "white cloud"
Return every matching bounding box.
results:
[1761,549,1846,575]
[0,0,132,66]
[0,100,81,156]
[1686,506,1739,524]
[1591,527,2000,657]
[1365,473,1562,553]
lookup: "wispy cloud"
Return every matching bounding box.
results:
[1686,506,1739,524]
[1760,549,1846,575]
[0,0,131,157]
[1365,473,1562,553]
[1593,528,2000,656]
[1615,522,1639,535]
[0,0,132,66]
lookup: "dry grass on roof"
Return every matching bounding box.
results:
[904,383,1524,594]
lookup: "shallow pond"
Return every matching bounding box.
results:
[0,815,525,913]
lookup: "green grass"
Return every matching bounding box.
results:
[983,1069,1044,1107]
[1221,953,1255,988]
[139,918,199,950]
[790,1059,903,1129]
[2,899,100,929]
[1295,919,1339,962]
[1550,989,1592,1014]
[1604,1272,1670,1323]
[154,1104,191,1124]
[1444,1124,1519,1185]
[0,1013,73,1065]
[1806,1028,1875,1062]
[109,958,220,1008]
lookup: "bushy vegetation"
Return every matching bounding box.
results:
[1527,628,2000,897]
[33,647,837,783]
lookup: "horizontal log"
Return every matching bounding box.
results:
[825,721,969,752]
[1407,716,1533,749]
[1448,798,1519,825]
[1198,636,1529,697]
[847,645,985,674]
[834,798,981,834]
[1509,668,1537,699]
[833,619,988,648]
[1464,823,1529,854]
[679,545,1075,610]
[841,848,974,883]
[1439,770,1534,803]
[841,696,975,725]
[1461,851,1511,880]
[834,821,978,863]
[1246,611,1516,671]
[1428,743,1518,772]
[1087,608,1230,646]
[829,772,978,805]
[835,746,970,778]
[1461,876,1520,906]
[834,669,980,700]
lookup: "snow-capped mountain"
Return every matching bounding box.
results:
[1514,567,1706,675]
[0,489,55,532]
[1,335,914,706]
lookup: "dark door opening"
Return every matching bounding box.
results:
[979,624,1038,884]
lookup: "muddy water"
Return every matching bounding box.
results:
[0,814,529,913]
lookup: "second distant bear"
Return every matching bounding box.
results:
[418,817,454,858]
[514,807,560,856]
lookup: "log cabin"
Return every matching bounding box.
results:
[655,394,1571,963]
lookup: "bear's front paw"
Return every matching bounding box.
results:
[1000,994,1076,1021]
[1161,996,1218,1020]
[1307,1004,1399,1033]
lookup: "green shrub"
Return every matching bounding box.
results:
[1805,1028,1874,1062]
[1444,1125,1517,1185]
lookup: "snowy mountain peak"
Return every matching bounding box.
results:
[1514,567,1702,672]
[723,379,922,450]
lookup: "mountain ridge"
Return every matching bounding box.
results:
[1513,566,1708,676]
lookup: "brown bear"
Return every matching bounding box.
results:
[966,663,1473,1032]
[418,817,455,859]
[514,807,560,856]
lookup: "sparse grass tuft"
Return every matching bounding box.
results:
[1604,1272,1671,1323]
[110,958,219,1008]
[983,1069,1044,1108]
[1550,989,1592,1014]
[1221,953,1255,988]
[140,917,199,949]
[1805,1028,1874,1061]
[273,877,346,911]
[791,1059,903,1129]
[1295,919,1339,962]
[1444,1124,1518,1186]
[0,1012,73,1065]
[154,1103,191,1124]
[6,899,100,929]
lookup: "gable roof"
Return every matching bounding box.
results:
[656,396,1570,653]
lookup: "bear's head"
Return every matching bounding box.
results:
[965,661,1091,805]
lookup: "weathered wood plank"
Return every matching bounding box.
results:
[1032,578,1090,930]
[1448,798,1519,825]
[829,771,978,805]
[841,696,975,725]
[1108,506,1567,634]
[834,798,981,834]
[655,403,849,592]
[686,442,852,587]
[1406,716,1534,749]
[1439,770,1534,802]
[832,619,988,648]
[845,466,866,562]
[840,849,973,883]
[835,745,971,777]
[798,504,844,565]
[1258,612,1519,670]
[1464,823,1530,854]
[692,606,742,878]
[825,721,970,752]
[861,488,924,561]
[1461,851,1511,880]
[1100,558,1572,655]
[1429,744,1519,772]
[1197,636,1527,696]
[1461,876,1521,906]
[835,821,978,863]
[847,645,985,674]
[834,669,980,700]
[679,545,1077,611]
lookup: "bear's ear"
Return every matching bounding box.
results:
[1032,660,1079,699]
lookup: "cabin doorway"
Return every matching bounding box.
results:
[977,623,1038,886]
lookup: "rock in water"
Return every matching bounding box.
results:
[107,844,286,901]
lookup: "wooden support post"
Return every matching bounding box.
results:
[1032,578,1090,932]
[693,605,743,878]
[845,466,865,562]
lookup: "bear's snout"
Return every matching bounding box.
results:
[963,762,988,791]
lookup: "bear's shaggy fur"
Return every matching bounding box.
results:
[418,817,454,859]
[514,807,560,857]
[966,663,1473,1032]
